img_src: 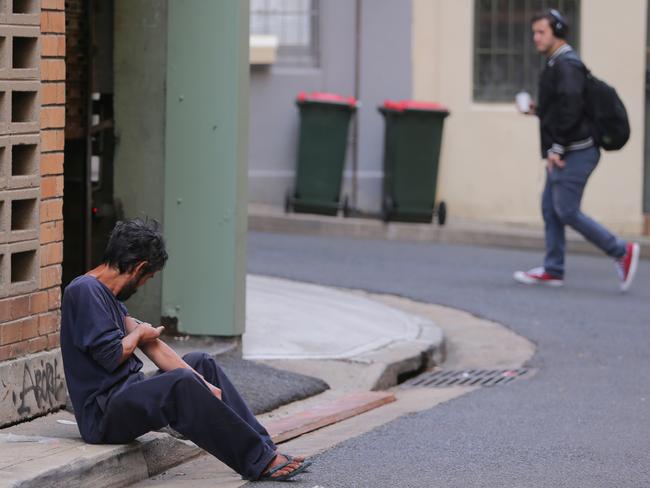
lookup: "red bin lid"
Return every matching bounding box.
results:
[297,91,358,108]
[382,99,449,113]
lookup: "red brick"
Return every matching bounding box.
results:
[27,336,48,354]
[42,83,65,105]
[41,11,65,34]
[0,320,22,345]
[48,287,62,310]
[41,130,65,152]
[9,341,29,358]
[0,298,10,321]
[41,220,64,243]
[10,296,30,320]
[47,333,60,349]
[41,241,63,267]
[41,59,66,81]
[40,265,62,289]
[0,345,11,361]
[21,317,39,341]
[38,312,59,335]
[40,198,63,223]
[30,291,49,314]
[41,152,64,175]
[42,0,65,9]
[41,106,65,129]
[41,35,65,57]
[41,176,64,199]
[0,317,39,345]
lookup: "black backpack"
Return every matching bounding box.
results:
[583,70,630,151]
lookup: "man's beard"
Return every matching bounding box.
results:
[116,272,142,301]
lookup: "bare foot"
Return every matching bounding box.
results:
[271,450,306,464]
[263,454,302,479]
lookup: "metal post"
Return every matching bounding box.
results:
[162,0,250,336]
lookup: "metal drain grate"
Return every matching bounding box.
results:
[401,368,530,388]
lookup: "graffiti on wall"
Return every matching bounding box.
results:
[10,358,66,416]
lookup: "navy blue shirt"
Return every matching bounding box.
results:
[60,275,144,442]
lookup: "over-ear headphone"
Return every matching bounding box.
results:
[547,9,567,39]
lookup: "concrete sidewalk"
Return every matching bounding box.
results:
[248,204,650,259]
[0,276,444,488]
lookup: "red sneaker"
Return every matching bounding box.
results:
[513,267,564,287]
[615,242,640,292]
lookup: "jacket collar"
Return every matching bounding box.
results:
[547,44,573,66]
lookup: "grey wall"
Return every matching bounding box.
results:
[113,1,167,322]
[248,0,356,206]
[355,0,413,212]
[248,0,412,214]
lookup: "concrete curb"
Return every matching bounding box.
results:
[260,295,447,393]
[4,427,202,488]
[361,322,446,391]
[248,206,650,259]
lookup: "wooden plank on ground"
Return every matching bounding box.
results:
[266,391,396,444]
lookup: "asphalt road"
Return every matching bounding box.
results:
[246,231,650,487]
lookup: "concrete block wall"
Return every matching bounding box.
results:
[0,0,65,365]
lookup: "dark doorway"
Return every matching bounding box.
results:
[63,0,118,286]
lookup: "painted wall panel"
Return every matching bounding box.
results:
[163,0,249,335]
[412,0,646,233]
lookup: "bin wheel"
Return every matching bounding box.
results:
[381,196,393,223]
[342,196,351,218]
[437,201,447,226]
[284,191,293,214]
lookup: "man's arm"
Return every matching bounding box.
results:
[119,323,164,365]
[549,60,586,156]
[124,316,222,399]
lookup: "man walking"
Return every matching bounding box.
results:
[60,218,308,481]
[514,9,640,291]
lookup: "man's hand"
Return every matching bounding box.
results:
[124,315,142,334]
[525,101,537,116]
[120,321,163,365]
[125,316,164,345]
[137,323,164,344]
[547,152,565,172]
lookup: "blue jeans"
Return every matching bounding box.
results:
[542,146,626,277]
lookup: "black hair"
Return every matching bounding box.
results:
[102,218,168,274]
[531,10,568,39]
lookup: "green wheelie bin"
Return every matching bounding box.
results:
[378,100,449,224]
[286,92,358,217]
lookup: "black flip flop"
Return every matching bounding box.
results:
[259,457,308,482]
[283,453,312,470]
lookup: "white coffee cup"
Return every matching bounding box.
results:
[515,91,532,113]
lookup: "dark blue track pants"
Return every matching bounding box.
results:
[98,352,276,480]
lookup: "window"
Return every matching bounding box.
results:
[250,0,320,68]
[474,0,580,102]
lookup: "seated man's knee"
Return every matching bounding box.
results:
[168,367,201,387]
[183,351,211,369]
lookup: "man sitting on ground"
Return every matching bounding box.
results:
[60,218,308,482]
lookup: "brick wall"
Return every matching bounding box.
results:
[0,0,65,362]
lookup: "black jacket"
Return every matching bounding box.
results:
[537,45,594,159]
